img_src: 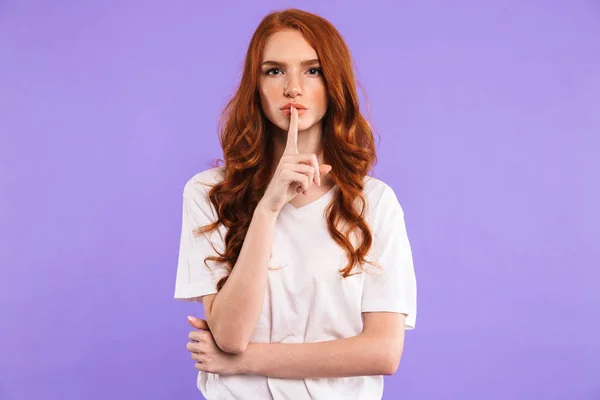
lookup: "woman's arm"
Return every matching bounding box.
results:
[205,204,278,354]
[238,313,406,378]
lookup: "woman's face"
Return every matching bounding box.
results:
[258,29,328,133]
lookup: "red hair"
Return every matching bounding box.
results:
[195,8,380,291]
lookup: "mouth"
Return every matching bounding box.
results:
[280,103,308,111]
[281,108,307,116]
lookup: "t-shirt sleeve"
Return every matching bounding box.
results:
[361,184,417,330]
[173,178,229,303]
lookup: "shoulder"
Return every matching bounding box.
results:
[182,165,226,198]
[362,175,405,218]
[363,175,390,199]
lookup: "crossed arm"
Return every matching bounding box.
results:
[239,312,406,378]
[188,308,407,379]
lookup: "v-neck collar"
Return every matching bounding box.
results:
[282,184,338,216]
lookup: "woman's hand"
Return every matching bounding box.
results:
[186,316,244,375]
[259,105,332,214]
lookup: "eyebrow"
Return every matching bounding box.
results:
[261,58,320,67]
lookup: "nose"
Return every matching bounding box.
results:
[283,74,301,97]
[284,87,299,97]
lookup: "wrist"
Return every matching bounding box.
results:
[237,344,257,375]
[255,201,280,220]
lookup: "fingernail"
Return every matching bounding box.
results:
[188,316,197,322]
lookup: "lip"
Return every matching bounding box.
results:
[280,103,307,110]
[281,108,306,116]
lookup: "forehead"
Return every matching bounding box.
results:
[262,30,318,62]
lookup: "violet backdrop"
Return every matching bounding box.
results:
[1,1,598,399]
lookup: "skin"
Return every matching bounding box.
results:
[186,314,406,378]
[257,105,333,213]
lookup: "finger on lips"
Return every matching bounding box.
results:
[285,105,299,155]
[285,106,322,193]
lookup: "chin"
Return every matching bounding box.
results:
[271,119,308,132]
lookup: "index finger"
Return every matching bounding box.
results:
[284,105,299,155]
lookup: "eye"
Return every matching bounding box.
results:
[308,68,322,76]
[265,68,282,75]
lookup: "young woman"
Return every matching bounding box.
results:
[174,8,417,399]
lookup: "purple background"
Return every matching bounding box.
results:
[1,1,598,399]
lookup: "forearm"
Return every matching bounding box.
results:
[239,333,395,378]
[210,204,278,353]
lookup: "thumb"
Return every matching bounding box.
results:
[187,316,210,331]
[320,164,333,176]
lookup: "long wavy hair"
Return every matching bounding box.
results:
[195,8,380,291]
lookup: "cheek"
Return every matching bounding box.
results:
[258,89,273,116]
[312,90,328,117]
[259,82,280,104]
[308,82,327,107]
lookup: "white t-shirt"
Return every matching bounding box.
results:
[174,166,417,400]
